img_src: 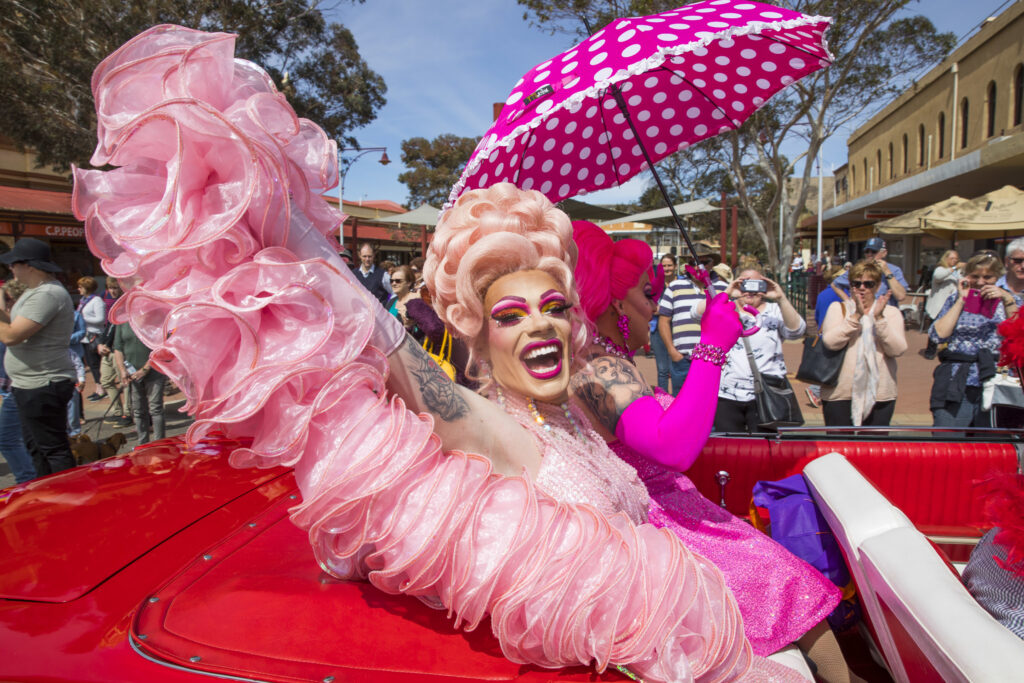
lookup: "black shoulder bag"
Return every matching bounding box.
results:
[795,302,848,386]
[741,336,804,430]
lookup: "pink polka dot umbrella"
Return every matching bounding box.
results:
[446,0,833,261]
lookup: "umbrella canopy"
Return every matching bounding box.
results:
[597,197,719,225]
[874,195,969,236]
[375,203,441,226]
[920,185,1024,239]
[446,0,832,209]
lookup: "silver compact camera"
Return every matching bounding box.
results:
[740,279,767,293]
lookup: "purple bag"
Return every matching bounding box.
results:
[753,474,859,630]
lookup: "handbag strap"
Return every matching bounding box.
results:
[440,329,452,362]
[815,301,849,345]
[740,335,765,394]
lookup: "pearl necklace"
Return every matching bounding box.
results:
[492,384,584,439]
[592,333,634,361]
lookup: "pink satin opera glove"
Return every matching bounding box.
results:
[614,291,746,471]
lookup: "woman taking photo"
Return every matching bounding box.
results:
[820,260,907,426]
[923,250,962,359]
[700,270,805,433]
[930,252,1019,427]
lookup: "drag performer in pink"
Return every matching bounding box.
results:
[570,222,844,669]
[73,25,803,682]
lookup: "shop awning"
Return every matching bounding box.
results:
[0,186,73,216]
[375,203,441,226]
[597,198,719,225]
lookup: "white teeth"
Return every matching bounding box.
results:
[524,343,559,359]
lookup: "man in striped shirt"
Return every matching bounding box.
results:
[657,273,706,396]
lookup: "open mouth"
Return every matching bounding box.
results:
[519,339,564,380]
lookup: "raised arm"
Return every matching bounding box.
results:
[574,291,744,472]
[386,335,539,478]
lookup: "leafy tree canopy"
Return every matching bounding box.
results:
[0,0,386,171]
[518,0,955,275]
[397,134,480,208]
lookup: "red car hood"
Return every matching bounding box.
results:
[0,436,288,603]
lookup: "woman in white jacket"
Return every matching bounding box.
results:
[76,276,106,400]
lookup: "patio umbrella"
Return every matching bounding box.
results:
[874,195,969,236]
[446,0,832,261]
[920,185,1024,239]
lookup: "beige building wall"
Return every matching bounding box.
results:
[845,4,1024,200]
[0,135,71,191]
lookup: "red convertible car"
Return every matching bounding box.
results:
[1,428,1022,682]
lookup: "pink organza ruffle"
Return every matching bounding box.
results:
[73,25,801,682]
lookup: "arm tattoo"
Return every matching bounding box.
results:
[404,336,469,422]
[570,356,653,433]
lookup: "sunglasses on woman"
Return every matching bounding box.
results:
[850,280,878,289]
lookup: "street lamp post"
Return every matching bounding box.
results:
[337,146,390,205]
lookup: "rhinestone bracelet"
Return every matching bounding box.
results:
[691,342,729,367]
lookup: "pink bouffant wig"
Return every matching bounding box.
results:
[572,220,655,324]
[424,183,590,369]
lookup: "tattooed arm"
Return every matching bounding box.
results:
[570,356,654,435]
[386,335,542,478]
[572,350,722,472]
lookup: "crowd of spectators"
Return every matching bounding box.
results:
[0,238,171,483]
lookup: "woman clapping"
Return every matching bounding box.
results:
[820,260,907,426]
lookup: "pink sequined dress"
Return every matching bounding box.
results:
[610,391,841,656]
[72,25,805,682]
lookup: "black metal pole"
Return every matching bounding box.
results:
[609,84,702,265]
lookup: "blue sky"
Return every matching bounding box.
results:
[327,0,1001,207]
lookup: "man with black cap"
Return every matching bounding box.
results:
[0,238,77,475]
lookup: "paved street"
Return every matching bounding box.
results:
[0,381,194,489]
[0,325,941,489]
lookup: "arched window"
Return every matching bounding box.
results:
[862,159,867,191]
[986,81,997,137]
[876,149,882,186]
[901,134,908,174]
[1014,64,1023,127]
[851,165,857,193]
[917,124,925,166]
[960,98,970,149]
[938,112,946,158]
[887,142,894,179]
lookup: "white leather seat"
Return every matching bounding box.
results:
[803,452,914,681]
[860,526,1024,682]
[766,643,813,680]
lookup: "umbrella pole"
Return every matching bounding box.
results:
[609,85,702,265]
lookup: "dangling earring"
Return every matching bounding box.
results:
[478,359,491,380]
[617,313,630,343]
